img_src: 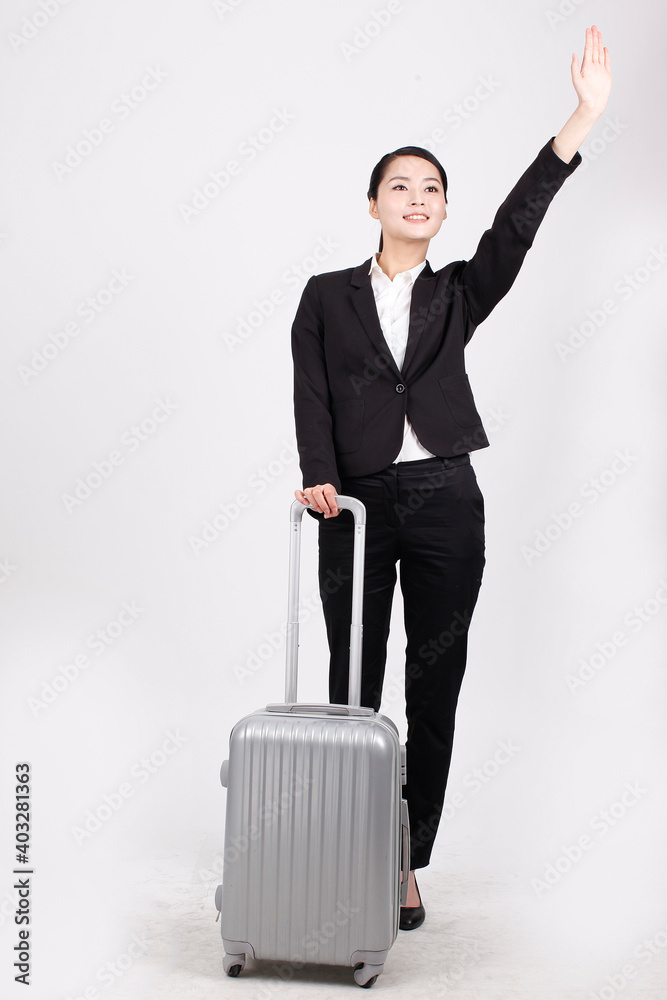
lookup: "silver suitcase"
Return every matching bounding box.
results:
[216,495,410,988]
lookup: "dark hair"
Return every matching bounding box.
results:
[367,145,448,253]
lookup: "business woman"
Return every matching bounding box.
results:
[292,26,611,930]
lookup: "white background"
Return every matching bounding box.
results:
[1,1,665,998]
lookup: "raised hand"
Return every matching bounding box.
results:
[571,24,612,116]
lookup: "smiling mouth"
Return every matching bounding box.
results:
[403,214,429,221]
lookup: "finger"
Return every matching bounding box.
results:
[592,25,600,63]
[322,487,339,517]
[604,46,611,73]
[582,25,592,66]
[309,487,327,513]
[323,487,338,511]
[302,487,320,512]
[313,485,335,515]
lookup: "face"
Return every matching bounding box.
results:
[369,155,447,248]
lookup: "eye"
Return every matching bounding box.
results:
[392,184,407,190]
[425,185,439,192]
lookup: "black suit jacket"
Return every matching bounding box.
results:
[291,136,582,514]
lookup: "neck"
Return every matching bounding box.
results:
[375,239,429,281]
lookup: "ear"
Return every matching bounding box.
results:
[368,198,379,221]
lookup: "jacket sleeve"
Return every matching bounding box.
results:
[458,136,582,333]
[291,275,342,512]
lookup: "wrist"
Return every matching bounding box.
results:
[575,100,605,122]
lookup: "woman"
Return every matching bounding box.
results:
[292,26,611,930]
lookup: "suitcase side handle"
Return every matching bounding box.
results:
[400,799,410,907]
[286,495,367,706]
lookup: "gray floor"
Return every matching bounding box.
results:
[120,832,667,999]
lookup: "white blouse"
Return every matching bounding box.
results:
[368,252,436,462]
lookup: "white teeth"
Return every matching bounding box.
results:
[404,215,427,220]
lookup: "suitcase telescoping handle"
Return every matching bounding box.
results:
[285,495,366,707]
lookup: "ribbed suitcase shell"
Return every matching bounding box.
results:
[218,496,408,986]
[221,708,402,966]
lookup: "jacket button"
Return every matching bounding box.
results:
[395,383,405,393]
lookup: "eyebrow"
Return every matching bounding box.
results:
[385,176,441,184]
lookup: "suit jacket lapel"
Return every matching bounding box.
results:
[350,258,437,381]
[402,261,436,377]
[350,260,401,380]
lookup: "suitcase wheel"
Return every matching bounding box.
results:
[223,953,246,977]
[354,962,382,987]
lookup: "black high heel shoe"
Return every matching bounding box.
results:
[399,873,425,930]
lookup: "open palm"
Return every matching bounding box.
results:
[571,24,612,115]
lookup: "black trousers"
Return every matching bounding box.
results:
[317,454,486,870]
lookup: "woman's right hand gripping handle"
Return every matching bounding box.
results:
[294,484,340,517]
